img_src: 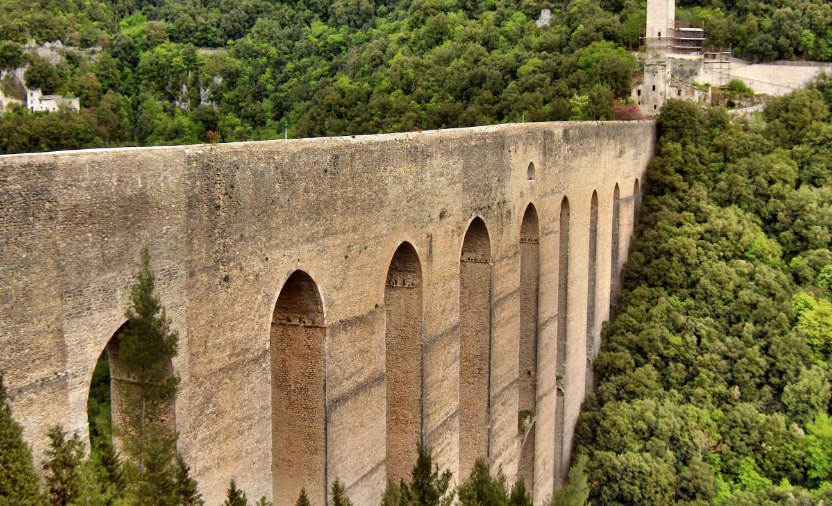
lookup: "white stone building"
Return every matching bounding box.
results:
[27,88,80,113]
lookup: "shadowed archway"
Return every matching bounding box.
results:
[610,184,621,306]
[87,321,176,451]
[458,218,492,478]
[554,197,570,489]
[385,242,424,483]
[518,204,539,493]
[271,270,326,506]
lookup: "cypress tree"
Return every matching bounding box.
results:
[0,372,44,506]
[43,425,83,506]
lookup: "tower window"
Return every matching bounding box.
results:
[652,85,656,91]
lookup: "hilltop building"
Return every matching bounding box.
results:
[632,0,711,115]
[643,0,707,56]
[26,88,80,113]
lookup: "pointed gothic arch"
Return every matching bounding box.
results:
[384,242,424,483]
[458,217,492,477]
[271,270,326,506]
[585,191,599,395]
[518,203,539,493]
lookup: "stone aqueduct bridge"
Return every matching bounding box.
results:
[0,121,655,505]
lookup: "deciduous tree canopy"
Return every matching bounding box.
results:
[572,87,832,504]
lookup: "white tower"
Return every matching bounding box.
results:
[646,0,675,55]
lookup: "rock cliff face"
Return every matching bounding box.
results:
[0,121,655,505]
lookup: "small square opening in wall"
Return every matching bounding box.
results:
[637,89,641,96]
[678,89,682,96]
[654,105,658,110]
[652,85,656,91]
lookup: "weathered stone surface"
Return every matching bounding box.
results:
[0,121,655,505]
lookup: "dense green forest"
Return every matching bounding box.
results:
[0,0,828,153]
[572,79,832,504]
[0,0,642,153]
[674,0,832,62]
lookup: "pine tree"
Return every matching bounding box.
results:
[43,425,84,506]
[135,432,178,506]
[95,436,125,495]
[174,453,203,506]
[0,372,44,506]
[406,443,453,506]
[224,480,248,506]
[457,459,509,506]
[551,455,589,506]
[293,488,310,506]
[508,479,533,506]
[117,247,179,471]
[380,479,406,506]
[116,248,182,501]
[331,478,352,506]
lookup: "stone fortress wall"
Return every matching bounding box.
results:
[0,121,655,505]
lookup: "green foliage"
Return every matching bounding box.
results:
[782,365,831,427]
[571,87,832,504]
[95,436,126,500]
[116,248,179,473]
[805,413,832,486]
[792,292,832,357]
[380,444,453,506]
[332,479,353,506]
[0,41,23,70]
[174,454,204,506]
[818,265,832,293]
[736,457,773,493]
[290,486,312,506]
[87,352,112,442]
[457,459,510,506]
[0,373,44,506]
[764,89,829,148]
[43,426,84,506]
[552,454,589,506]
[727,79,753,97]
[0,0,647,153]
[408,443,454,506]
[0,0,828,154]
[225,480,249,506]
[24,56,62,95]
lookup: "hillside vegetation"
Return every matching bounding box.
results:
[573,77,832,504]
[0,0,828,154]
[0,0,643,153]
